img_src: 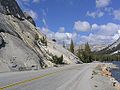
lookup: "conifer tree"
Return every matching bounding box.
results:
[77,46,81,58]
[63,41,65,48]
[85,42,91,53]
[70,39,74,53]
[84,42,92,63]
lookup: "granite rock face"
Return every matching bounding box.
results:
[0,13,41,72]
[0,0,25,20]
[0,0,81,72]
[24,12,36,26]
[0,36,4,46]
[99,37,120,54]
[0,0,36,26]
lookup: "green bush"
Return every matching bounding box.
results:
[35,34,39,40]
[40,36,47,46]
[51,55,64,64]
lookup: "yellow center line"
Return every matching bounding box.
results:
[0,70,63,90]
[0,66,79,90]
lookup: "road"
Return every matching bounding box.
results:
[0,63,97,90]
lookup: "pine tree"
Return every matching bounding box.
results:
[63,41,65,48]
[59,55,63,64]
[70,39,74,53]
[84,42,92,63]
[85,42,91,53]
[77,46,81,58]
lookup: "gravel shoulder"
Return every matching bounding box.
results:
[90,63,117,90]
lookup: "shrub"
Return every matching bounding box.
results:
[35,34,39,40]
[58,55,63,64]
[19,67,26,71]
[51,55,64,64]
[40,36,47,46]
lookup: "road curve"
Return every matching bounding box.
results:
[0,63,97,90]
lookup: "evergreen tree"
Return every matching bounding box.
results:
[77,47,81,59]
[83,42,92,63]
[63,41,65,48]
[85,42,91,53]
[70,39,74,53]
[59,55,63,64]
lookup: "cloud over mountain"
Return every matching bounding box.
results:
[74,21,91,32]
[96,0,111,8]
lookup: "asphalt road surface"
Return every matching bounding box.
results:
[0,63,96,90]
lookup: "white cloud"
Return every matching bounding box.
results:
[113,9,120,20]
[98,11,104,17]
[42,9,47,17]
[86,0,112,19]
[25,10,38,20]
[36,27,41,30]
[40,22,120,45]
[92,24,99,30]
[86,11,96,18]
[42,18,47,26]
[74,21,91,32]
[79,33,113,45]
[33,0,40,3]
[96,0,111,8]
[104,7,113,13]
[22,0,29,2]
[58,27,65,33]
[55,32,70,41]
[54,32,77,44]
[41,27,50,33]
[94,23,120,36]
[79,23,120,44]
[86,11,104,18]
[41,27,77,44]
[21,0,40,3]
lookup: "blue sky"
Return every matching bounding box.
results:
[17,0,120,45]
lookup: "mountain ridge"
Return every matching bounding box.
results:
[98,37,120,54]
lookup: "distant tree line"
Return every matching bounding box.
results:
[91,54,120,62]
[68,39,120,63]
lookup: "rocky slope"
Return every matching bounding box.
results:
[0,0,81,72]
[99,37,120,54]
[74,44,107,52]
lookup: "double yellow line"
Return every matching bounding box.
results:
[0,65,81,90]
[0,70,62,90]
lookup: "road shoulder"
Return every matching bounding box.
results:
[90,63,116,90]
